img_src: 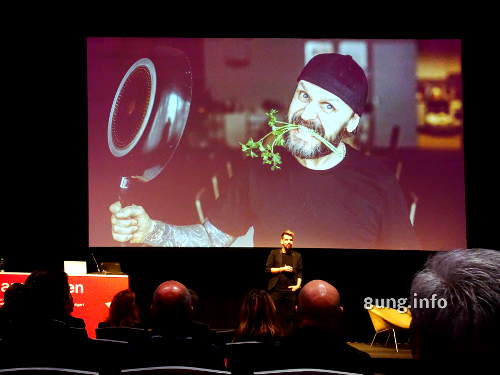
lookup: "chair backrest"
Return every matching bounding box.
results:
[68,327,89,340]
[376,307,412,329]
[255,369,363,375]
[95,327,151,343]
[195,187,216,224]
[85,338,133,372]
[211,329,235,345]
[213,168,231,199]
[195,159,234,224]
[225,161,233,179]
[367,306,412,331]
[0,368,99,374]
[367,308,393,333]
[225,340,265,353]
[225,341,283,373]
[146,335,223,369]
[121,366,230,375]
[120,367,363,375]
[212,175,220,200]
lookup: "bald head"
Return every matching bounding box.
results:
[151,280,192,322]
[297,280,343,328]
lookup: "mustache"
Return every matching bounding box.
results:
[291,112,325,138]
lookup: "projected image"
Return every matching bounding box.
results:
[88,38,466,250]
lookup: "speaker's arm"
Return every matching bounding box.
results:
[143,219,234,247]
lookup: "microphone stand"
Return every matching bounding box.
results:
[90,252,103,274]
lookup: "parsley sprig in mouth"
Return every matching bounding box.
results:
[240,109,342,170]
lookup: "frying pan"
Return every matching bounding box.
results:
[107,45,192,207]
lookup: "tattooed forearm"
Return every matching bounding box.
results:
[143,220,234,247]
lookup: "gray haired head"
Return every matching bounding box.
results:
[410,248,500,359]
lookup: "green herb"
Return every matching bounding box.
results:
[240,109,341,170]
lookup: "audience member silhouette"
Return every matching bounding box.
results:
[99,288,142,328]
[17,255,497,374]
[233,289,283,343]
[1,269,90,369]
[2,283,26,311]
[7,269,88,340]
[150,280,209,338]
[22,269,86,331]
[0,283,27,338]
[410,248,500,368]
[62,292,86,329]
[282,280,372,374]
[225,289,284,373]
[147,280,219,368]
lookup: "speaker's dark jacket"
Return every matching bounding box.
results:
[265,249,303,291]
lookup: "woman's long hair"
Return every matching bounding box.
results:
[105,289,141,327]
[235,289,283,340]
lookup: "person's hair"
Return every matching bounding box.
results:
[4,283,25,305]
[281,230,295,239]
[235,289,283,340]
[410,248,500,359]
[188,288,200,318]
[105,289,141,328]
[3,283,27,315]
[24,269,71,319]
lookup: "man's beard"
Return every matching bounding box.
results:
[283,111,345,159]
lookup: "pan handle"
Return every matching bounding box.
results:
[118,176,140,247]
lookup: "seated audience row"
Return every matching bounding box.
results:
[0,248,498,374]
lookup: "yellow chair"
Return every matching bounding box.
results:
[367,306,412,352]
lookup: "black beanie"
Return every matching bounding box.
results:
[297,53,368,115]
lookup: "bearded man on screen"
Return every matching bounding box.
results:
[110,53,420,250]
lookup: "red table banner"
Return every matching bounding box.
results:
[0,272,129,338]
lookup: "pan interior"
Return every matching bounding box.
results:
[108,58,157,157]
[111,67,152,149]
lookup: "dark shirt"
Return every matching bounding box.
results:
[265,249,303,291]
[0,308,12,339]
[276,252,295,291]
[210,145,420,249]
[1,318,91,369]
[59,314,86,329]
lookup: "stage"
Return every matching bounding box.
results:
[349,342,412,359]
